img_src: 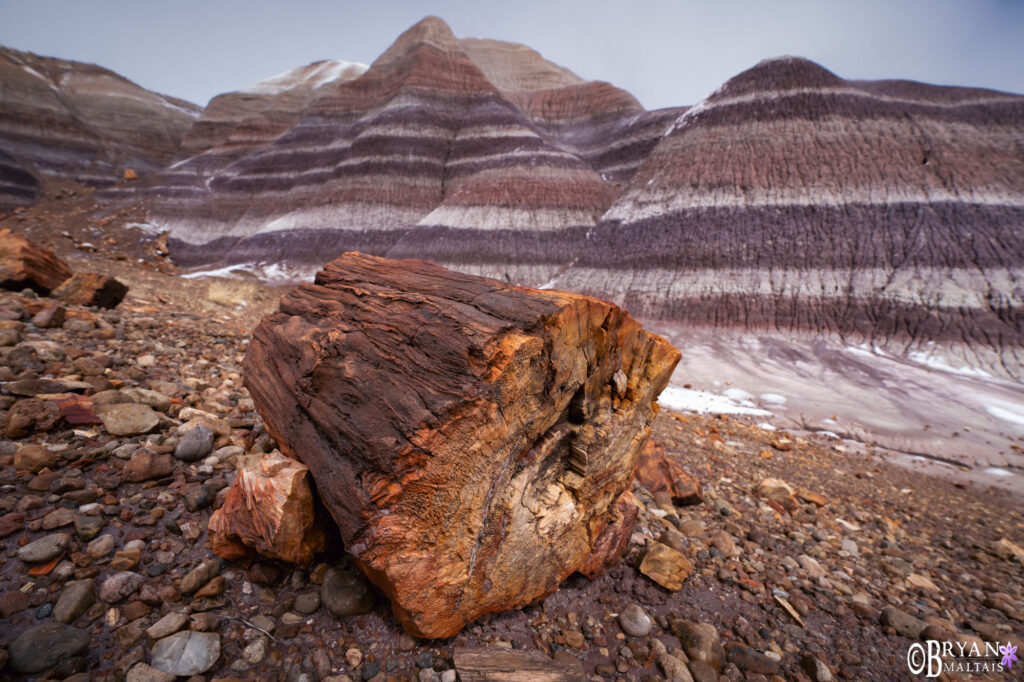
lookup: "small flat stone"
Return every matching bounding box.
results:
[175,424,215,462]
[126,662,177,682]
[618,603,653,638]
[96,403,160,436]
[146,612,189,641]
[99,571,145,603]
[13,444,57,472]
[17,532,70,563]
[294,590,322,615]
[797,554,827,578]
[881,606,927,639]
[150,630,221,676]
[180,558,221,594]
[86,533,116,558]
[54,579,96,624]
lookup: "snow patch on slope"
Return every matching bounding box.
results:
[239,60,368,96]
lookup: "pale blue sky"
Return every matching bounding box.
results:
[1,0,1022,110]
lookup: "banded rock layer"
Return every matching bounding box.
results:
[557,57,1024,356]
[0,46,200,208]
[152,17,675,285]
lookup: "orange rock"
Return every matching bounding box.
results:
[52,272,128,308]
[797,489,830,507]
[755,477,798,512]
[635,439,703,506]
[771,437,794,451]
[123,168,138,180]
[208,452,326,565]
[0,228,72,292]
[639,542,693,591]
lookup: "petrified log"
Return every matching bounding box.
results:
[208,452,326,565]
[52,272,128,308]
[244,252,679,637]
[0,229,72,293]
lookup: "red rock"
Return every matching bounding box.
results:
[121,449,174,483]
[243,253,679,637]
[13,444,57,472]
[5,398,62,438]
[51,272,128,309]
[755,478,798,513]
[0,512,24,538]
[26,470,59,492]
[798,489,830,507]
[635,439,703,506]
[30,303,65,328]
[0,590,29,617]
[208,452,326,565]
[0,228,72,292]
[52,394,102,425]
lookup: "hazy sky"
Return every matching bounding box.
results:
[1,0,1022,110]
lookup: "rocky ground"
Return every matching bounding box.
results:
[1,189,1023,681]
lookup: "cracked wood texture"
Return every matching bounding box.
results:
[208,452,327,565]
[243,252,679,637]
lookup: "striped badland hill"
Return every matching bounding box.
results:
[0,46,200,202]
[554,56,1024,358]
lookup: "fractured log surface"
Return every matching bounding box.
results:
[243,252,679,637]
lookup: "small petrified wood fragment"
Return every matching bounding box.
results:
[244,252,679,637]
[0,229,72,293]
[52,272,128,308]
[208,452,326,565]
[636,438,703,506]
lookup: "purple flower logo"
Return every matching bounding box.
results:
[1001,643,1019,671]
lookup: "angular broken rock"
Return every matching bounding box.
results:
[756,477,798,512]
[51,271,128,308]
[150,630,221,676]
[635,438,703,506]
[639,542,694,591]
[243,252,680,637]
[0,228,72,292]
[208,452,327,565]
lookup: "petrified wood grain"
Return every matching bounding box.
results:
[207,452,326,565]
[243,252,679,637]
[0,228,72,293]
[636,439,703,506]
[453,646,585,681]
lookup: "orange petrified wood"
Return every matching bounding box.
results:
[0,229,72,293]
[243,252,680,637]
[208,452,326,565]
[635,438,703,506]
